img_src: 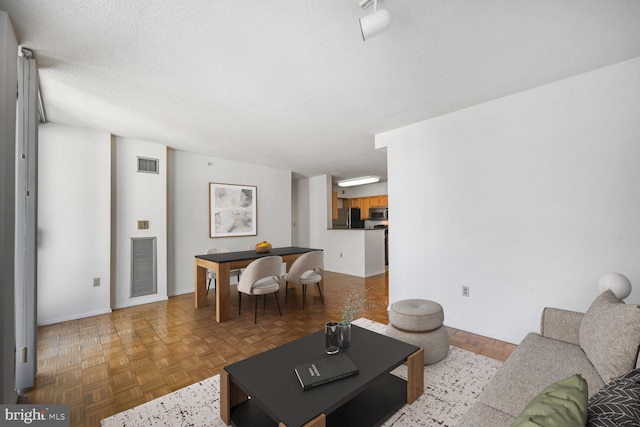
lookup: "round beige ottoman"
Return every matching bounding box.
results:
[385,299,449,365]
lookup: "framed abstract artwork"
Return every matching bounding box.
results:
[209,183,257,238]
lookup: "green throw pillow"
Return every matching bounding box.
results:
[512,374,588,427]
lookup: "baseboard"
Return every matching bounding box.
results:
[168,288,193,297]
[37,308,113,326]
[364,269,387,278]
[113,295,168,310]
[444,319,521,346]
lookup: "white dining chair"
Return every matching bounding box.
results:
[206,248,242,299]
[237,256,283,323]
[285,251,324,309]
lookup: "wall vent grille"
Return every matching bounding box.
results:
[137,156,159,174]
[131,237,157,297]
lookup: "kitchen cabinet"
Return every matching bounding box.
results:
[336,194,388,220]
[341,194,387,209]
[360,197,370,219]
[332,191,338,219]
[369,195,388,207]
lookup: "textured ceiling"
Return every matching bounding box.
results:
[2,0,640,182]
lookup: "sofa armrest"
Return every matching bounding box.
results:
[540,307,584,346]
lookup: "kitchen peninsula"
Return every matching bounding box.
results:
[326,227,386,277]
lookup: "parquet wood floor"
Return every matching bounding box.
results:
[20,270,516,426]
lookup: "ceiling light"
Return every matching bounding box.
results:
[337,176,380,187]
[359,0,392,41]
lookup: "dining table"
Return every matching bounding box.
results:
[194,246,323,322]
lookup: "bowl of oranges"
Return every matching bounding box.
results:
[255,241,272,253]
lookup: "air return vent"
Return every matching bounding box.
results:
[131,237,157,297]
[137,156,159,174]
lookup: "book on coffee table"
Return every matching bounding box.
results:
[294,353,359,390]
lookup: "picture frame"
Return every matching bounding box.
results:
[209,182,257,238]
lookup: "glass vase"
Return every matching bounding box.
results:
[338,322,351,348]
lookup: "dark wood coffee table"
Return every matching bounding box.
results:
[220,324,424,427]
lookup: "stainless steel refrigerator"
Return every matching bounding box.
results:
[332,208,365,229]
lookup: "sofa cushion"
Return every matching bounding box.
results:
[579,290,640,384]
[478,332,603,418]
[512,374,588,427]
[540,307,584,346]
[587,368,640,426]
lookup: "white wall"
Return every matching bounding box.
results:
[377,57,640,344]
[292,179,310,247]
[38,124,112,324]
[1,10,18,403]
[364,229,385,276]
[38,127,292,316]
[168,150,292,296]
[334,181,388,199]
[296,175,383,277]
[112,137,168,308]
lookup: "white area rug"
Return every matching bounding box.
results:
[101,318,502,427]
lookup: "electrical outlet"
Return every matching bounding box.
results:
[462,285,470,297]
[93,277,101,287]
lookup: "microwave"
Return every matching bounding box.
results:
[369,207,388,220]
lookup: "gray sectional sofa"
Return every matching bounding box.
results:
[458,290,640,426]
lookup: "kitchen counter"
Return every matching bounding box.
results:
[324,228,385,277]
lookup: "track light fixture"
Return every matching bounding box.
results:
[359,0,393,41]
